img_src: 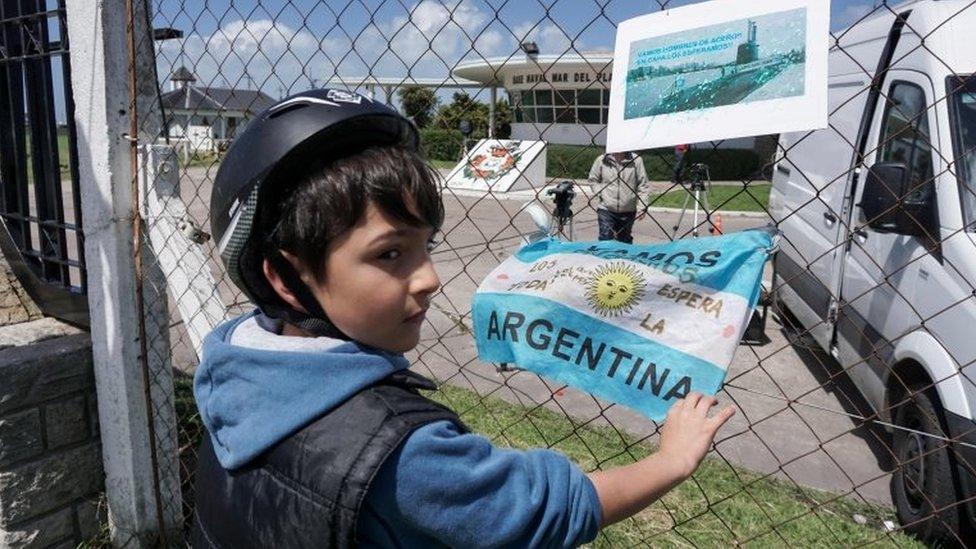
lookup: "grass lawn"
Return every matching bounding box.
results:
[22,131,72,179]
[177,150,222,169]
[168,374,917,548]
[431,383,917,547]
[649,184,771,213]
[430,158,459,170]
[57,132,70,174]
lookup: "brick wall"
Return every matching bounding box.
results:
[0,323,104,548]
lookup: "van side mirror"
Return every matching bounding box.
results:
[860,163,936,239]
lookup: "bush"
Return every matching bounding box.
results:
[679,148,762,180]
[419,128,465,162]
[546,144,604,180]
[421,138,763,182]
[545,144,761,181]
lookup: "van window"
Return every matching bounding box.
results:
[876,82,935,204]
[948,75,976,230]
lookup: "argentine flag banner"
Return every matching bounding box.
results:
[473,228,776,421]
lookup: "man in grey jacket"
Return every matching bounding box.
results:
[588,151,650,243]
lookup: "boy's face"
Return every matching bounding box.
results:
[304,200,440,353]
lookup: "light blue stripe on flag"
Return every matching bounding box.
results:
[514,229,773,306]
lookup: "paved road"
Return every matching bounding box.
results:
[171,166,894,507]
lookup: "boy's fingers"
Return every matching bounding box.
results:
[709,406,736,430]
[684,392,702,410]
[695,396,717,413]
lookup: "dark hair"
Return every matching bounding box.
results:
[262,145,444,279]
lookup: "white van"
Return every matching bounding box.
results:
[770,0,976,541]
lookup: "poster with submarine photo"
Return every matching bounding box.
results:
[606,0,829,152]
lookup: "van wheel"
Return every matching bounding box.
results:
[890,385,962,543]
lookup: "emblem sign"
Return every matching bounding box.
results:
[464,142,524,181]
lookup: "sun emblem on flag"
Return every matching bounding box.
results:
[585,262,647,317]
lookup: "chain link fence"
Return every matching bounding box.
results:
[120,0,976,545]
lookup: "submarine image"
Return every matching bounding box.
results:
[626,19,805,118]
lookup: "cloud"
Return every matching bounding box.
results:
[511,21,579,55]
[207,19,319,54]
[363,1,509,72]
[156,0,525,97]
[157,18,348,94]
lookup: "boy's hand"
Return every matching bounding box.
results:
[658,392,735,479]
[588,392,736,527]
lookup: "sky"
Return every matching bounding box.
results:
[147,0,885,105]
[52,0,890,122]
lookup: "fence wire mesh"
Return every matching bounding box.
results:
[121,0,976,545]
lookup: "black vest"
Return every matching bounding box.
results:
[191,370,466,548]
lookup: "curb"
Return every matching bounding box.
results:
[441,188,770,219]
[643,206,769,219]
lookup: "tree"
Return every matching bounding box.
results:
[397,86,438,128]
[493,100,513,139]
[434,92,486,133]
[433,92,513,139]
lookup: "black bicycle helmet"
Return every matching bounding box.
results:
[211,88,420,338]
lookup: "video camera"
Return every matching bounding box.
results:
[688,162,711,191]
[546,180,576,239]
[547,180,575,221]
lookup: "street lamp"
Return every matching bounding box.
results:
[153,27,184,41]
[459,119,473,160]
[520,41,539,56]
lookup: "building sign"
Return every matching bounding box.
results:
[473,229,775,420]
[606,0,828,152]
[510,70,612,87]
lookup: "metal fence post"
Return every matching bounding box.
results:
[65,0,182,545]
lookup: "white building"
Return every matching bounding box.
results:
[160,67,275,152]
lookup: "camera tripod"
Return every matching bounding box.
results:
[671,162,716,239]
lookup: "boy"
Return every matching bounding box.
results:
[194,89,735,548]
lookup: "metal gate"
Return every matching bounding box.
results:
[0,0,87,326]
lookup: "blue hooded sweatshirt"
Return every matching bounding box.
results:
[194,312,603,548]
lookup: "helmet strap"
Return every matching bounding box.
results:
[265,250,350,340]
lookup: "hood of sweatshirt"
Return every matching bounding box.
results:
[603,152,637,167]
[193,311,409,469]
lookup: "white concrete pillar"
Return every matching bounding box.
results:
[65,0,182,545]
